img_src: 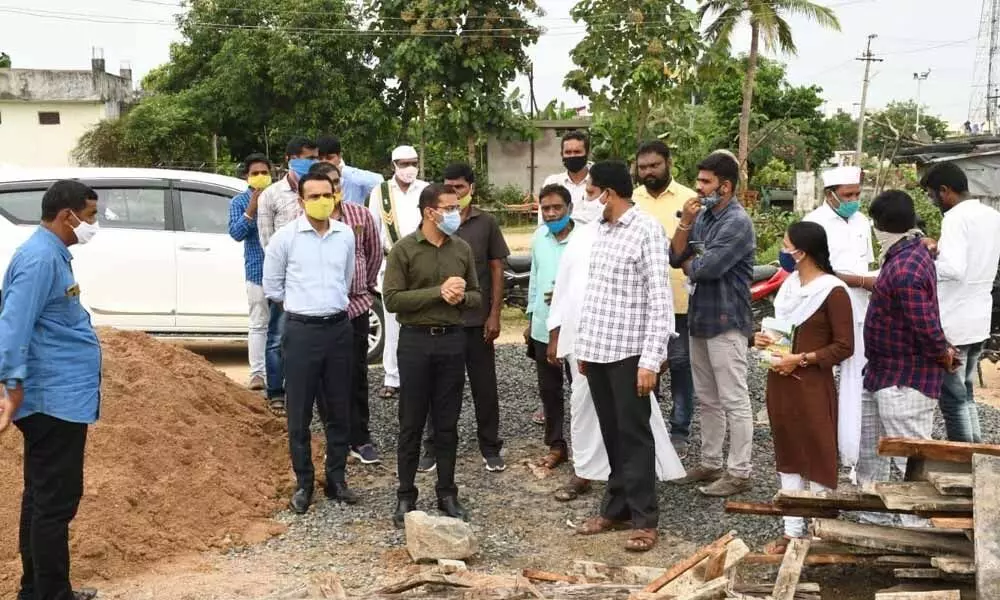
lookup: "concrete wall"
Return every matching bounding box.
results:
[487,120,591,194]
[0,67,132,103]
[0,101,107,167]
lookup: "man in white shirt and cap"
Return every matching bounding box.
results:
[803,165,874,470]
[368,145,429,399]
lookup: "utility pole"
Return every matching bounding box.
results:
[855,34,883,161]
[913,69,930,130]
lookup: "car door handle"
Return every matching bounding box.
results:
[179,245,210,252]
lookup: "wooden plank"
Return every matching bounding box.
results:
[875,482,974,513]
[772,538,811,600]
[931,518,974,530]
[875,590,961,600]
[893,568,945,579]
[931,556,976,575]
[734,583,821,594]
[674,577,727,600]
[653,539,749,599]
[879,437,1000,464]
[641,532,735,594]
[700,547,727,581]
[974,454,1000,599]
[521,568,581,583]
[810,519,974,557]
[877,556,935,567]
[743,553,874,566]
[774,488,889,512]
[724,500,839,518]
[927,472,973,497]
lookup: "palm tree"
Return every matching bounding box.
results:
[698,0,840,190]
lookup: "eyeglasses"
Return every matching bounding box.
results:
[436,205,462,214]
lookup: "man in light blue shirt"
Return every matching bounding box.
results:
[263,172,358,515]
[526,184,576,469]
[0,180,101,600]
[317,135,384,205]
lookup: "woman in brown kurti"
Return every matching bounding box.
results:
[755,221,854,552]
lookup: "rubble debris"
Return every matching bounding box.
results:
[404,511,478,562]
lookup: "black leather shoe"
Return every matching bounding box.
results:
[74,590,98,600]
[326,482,359,505]
[437,496,468,521]
[289,488,312,514]
[393,499,416,529]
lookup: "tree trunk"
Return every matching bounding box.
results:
[467,135,476,165]
[418,97,426,175]
[737,21,760,192]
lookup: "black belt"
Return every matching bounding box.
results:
[401,325,461,336]
[286,311,347,325]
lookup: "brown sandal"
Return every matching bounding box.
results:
[554,476,591,501]
[378,386,398,399]
[536,449,567,470]
[576,516,629,536]
[625,528,658,552]
[763,535,794,555]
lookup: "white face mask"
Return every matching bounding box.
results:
[71,212,100,245]
[395,165,419,184]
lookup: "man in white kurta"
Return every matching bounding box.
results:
[367,145,429,397]
[545,205,684,500]
[803,166,874,469]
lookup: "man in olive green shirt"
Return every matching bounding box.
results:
[383,183,481,528]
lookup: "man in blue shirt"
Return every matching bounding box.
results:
[263,173,358,515]
[228,153,272,391]
[0,179,102,600]
[316,135,383,205]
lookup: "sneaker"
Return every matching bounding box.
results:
[672,466,723,486]
[698,473,753,497]
[350,444,381,465]
[484,455,507,472]
[417,453,437,473]
[671,438,689,461]
[532,408,545,426]
[248,375,265,391]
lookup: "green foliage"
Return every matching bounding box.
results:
[827,109,856,150]
[754,158,794,188]
[864,100,951,155]
[0,52,10,68]
[752,206,800,263]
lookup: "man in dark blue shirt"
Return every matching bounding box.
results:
[0,180,102,600]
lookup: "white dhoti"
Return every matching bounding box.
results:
[377,263,401,388]
[837,321,866,468]
[567,354,685,482]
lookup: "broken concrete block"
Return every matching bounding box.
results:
[437,559,468,573]
[405,511,478,561]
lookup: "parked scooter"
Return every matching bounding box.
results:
[503,254,531,311]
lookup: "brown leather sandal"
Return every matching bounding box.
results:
[625,528,658,552]
[536,449,567,470]
[554,476,591,501]
[576,516,629,536]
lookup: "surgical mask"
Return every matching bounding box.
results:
[459,193,473,209]
[437,211,461,236]
[562,156,587,173]
[701,192,721,209]
[288,158,315,179]
[71,212,100,245]
[778,249,798,273]
[545,214,571,235]
[248,174,272,190]
[833,192,860,219]
[303,195,335,220]
[395,165,419,184]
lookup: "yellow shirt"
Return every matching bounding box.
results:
[633,179,698,314]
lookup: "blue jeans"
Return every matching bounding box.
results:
[667,314,695,442]
[266,300,286,399]
[939,341,984,443]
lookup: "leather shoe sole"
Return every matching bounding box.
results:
[289,489,312,514]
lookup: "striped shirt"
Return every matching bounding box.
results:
[576,207,675,372]
[337,202,383,319]
[256,175,301,249]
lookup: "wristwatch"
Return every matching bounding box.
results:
[798,354,810,368]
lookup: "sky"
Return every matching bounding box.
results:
[0,0,986,128]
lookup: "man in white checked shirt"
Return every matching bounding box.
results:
[573,161,675,553]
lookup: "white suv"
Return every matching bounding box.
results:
[0,167,385,362]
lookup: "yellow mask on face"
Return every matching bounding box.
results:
[248,174,272,190]
[459,193,473,209]
[334,191,344,207]
[303,195,335,220]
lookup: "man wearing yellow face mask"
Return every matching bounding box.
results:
[228,153,273,392]
[263,172,359,515]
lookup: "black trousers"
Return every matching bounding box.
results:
[16,413,88,600]
[423,326,503,458]
[533,339,567,452]
[283,315,353,491]
[398,327,465,502]
[349,313,372,448]
[586,356,658,529]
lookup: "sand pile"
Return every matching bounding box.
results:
[0,329,291,595]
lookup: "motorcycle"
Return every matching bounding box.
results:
[503,254,531,311]
[750,263,791,329]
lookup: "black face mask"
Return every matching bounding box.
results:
[642,174,671,191]
[563,156,588,173]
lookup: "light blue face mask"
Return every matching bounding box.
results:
[701,192,721,209]
[438,211,461,236]
[545,214,571,234]
[832,192,860,219]
[288,158,316,179]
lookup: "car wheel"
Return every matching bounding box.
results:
[367,296,386,365]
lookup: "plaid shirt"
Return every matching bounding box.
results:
[227,188,264,285]
[576,207,674,372]
[337,202,383,319]
[669,200,755,338]
[864,237,950,399]
[256,175,300,249]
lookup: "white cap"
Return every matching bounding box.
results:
[822,166,861,188]
[391,145,418,161]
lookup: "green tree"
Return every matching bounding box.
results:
[565,0,704,144]
[369,0,541,163]
[827,109,856,150]
[864,100,950,157]
[0,52,10,68]
[698,0,840,189]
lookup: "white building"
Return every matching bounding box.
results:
[0,57,134,168]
